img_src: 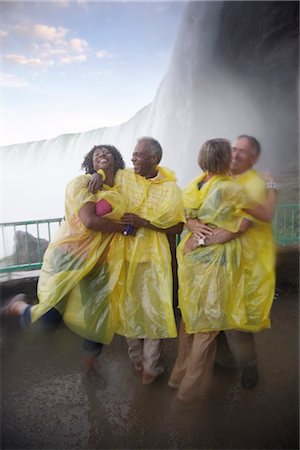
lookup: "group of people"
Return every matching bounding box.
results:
[4,134,278,404]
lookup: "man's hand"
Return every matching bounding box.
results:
[121,213,148,228]
[187,218,213,239]
[88,173,104,194]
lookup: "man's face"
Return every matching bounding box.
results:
[230,137,258,175]
[131,141,157,177]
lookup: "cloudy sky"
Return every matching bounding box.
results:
[1,0,186,146]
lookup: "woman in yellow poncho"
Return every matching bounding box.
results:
[4,145,129,371]
[168,138,257,403]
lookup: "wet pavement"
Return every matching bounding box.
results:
[1,291,299,450]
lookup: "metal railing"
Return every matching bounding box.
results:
[0,218,63,274]
[0,204,299,274]
[273,204,300,246]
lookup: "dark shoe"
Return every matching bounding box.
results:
[241,365,259,389]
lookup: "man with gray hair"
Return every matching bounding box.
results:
[187,135,277,389]
[91,137,184,384]
[113,136,184,384]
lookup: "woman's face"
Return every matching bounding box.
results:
[92,147,114,172]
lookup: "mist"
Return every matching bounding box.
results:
[2,1,299,224]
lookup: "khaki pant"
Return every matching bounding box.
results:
[169,320,219,403]
[126,338,164,376]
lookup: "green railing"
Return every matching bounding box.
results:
[273,204,300,246]
[0,204,299,274]
[0,218,63,274]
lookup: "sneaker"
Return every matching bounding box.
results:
[241,365,259,389]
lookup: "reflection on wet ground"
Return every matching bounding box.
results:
[1,293,299,449]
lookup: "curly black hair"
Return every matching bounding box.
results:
[81,145,125,175]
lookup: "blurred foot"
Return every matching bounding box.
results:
[82,355,97,373]
[142,372,157,385]
[1,293,28,316]
[134,360,144,373]
[168,379,180,389]
[142,367,164,385]
[241,365,259,389]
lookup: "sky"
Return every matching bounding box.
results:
[0,0,186,146]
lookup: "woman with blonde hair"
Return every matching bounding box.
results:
[169,138,268,403]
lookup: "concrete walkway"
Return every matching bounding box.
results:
[1,292,299,450]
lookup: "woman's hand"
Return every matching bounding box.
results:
[88,173,104,193]
[184,235,199,254]
[187,218,213,239]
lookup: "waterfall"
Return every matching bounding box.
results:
[2,1,299,224]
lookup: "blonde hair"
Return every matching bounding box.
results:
[198,138,232,174]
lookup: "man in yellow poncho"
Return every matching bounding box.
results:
[185,135,278,390]
[107,137,185,385]
[168,138,278,403]
[224,135,277,388]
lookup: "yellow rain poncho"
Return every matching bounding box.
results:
[31,174,125,344]
[233,169,276,331]
[108,167,185,339]
[178,173,256,334]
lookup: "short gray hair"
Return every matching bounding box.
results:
[137,136,163,164]
[237,135,261,157]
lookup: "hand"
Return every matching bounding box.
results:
[184,235,199,255]
[130,226,138,237]
[121,213,148,228]
[88,173,104,194]
[187,219,213,238]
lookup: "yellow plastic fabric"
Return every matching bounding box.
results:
[233,169,276,331]
[108,167,185,339]
[31,174,125,344]
[178,173,256,333]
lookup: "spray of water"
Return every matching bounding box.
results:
[2,1,298,226]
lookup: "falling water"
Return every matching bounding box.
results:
[2,1,299,226]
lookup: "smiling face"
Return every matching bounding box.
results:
[92,147,114,172]
[131,140,157,178]
[230,137,259,175]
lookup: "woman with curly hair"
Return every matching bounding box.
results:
[4,144,131,371]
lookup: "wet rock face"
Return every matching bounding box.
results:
[215,2,299,75]
[13,231,49,265]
